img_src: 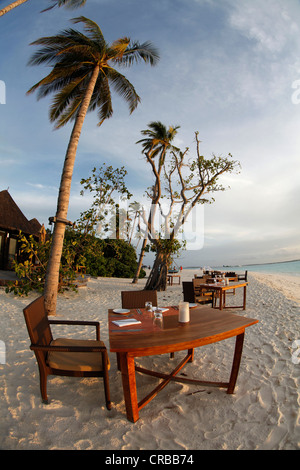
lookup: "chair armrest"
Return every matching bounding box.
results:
[30,343,107,353]
[49,320,100,340]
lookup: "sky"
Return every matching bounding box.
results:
[0,0,300,267]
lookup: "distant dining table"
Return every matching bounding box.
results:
[200,281,248,310]
[109,306,258,422]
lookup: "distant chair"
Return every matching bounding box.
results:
[121,290,158,309]
[237,270,248,281]
[193,278,215,305]
[182,281,196,303]
[23,296,111,409]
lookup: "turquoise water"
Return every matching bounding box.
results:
[185,260,300,277]
[215,260,300,276]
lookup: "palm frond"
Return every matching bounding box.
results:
[93,74,113,126]
[28,31,95,66]
[117,40,160,66]
[49,74,89,123]
[72,16,106,50]
[41,0,87,12]
[107,67,140,114]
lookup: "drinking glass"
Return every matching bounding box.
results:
[145,301,153,312]
[153,307,163,318]
[153,308,163,328]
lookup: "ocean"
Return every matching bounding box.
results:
[184,260,300,277]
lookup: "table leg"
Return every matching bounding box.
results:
[227,333,244,394]
[188,348,194,362]
[219,290,224,310]
[120,353,139,423]
[243,286,247,310]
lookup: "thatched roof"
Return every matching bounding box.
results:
[0,190,41,236]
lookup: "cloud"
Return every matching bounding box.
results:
[26,183,58,192]
[228,0,300,54]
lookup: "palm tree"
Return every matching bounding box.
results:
[0,0,86,17]
[27,16,159,315]
[136,121,180,174]
[132,122,179,283]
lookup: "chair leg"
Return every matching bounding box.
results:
[102,356,112,410]
[103,373,112,410]
[39,368,49,404]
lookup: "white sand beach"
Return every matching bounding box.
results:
[0,269,299,450]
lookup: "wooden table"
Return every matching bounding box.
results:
[109,306,258,422]
[200,281,248,310]
[167,274,181,285]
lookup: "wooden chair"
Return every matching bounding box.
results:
[120,289,174,358]
[182,281,195,303]
[192,278,215,305]
[23,296,111,410]
[238,270,248,281]
[225,272,236,278]
[121,290,158,309]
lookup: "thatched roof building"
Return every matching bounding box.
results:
[0,190,45,269]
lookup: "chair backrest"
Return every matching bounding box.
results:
[182,281,195,302]
[23,296,53,349]
[238,270,248,281]
[121,290,158,309]
[193,278,205,287]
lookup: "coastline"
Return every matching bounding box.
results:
[0,270,299,450]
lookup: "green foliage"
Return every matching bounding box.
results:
[6,230,144,296]
[5,232,79,296]
[78,164,132,237]
[101,239,142,278]
[65,228,144,278]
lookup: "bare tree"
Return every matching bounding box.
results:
[132,121,180,283]
[144,131,241,291]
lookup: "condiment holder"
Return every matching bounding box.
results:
[178,301,190,323]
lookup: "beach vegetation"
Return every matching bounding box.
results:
[5,229,143,295]
[5,232,79,296]
[27,16,159,314]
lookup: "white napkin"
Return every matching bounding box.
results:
[112,319,142,327]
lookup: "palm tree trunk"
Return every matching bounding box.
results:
[44,65,100,315]
[0,0,29,16]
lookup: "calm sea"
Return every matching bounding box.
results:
[185,260,300,277]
